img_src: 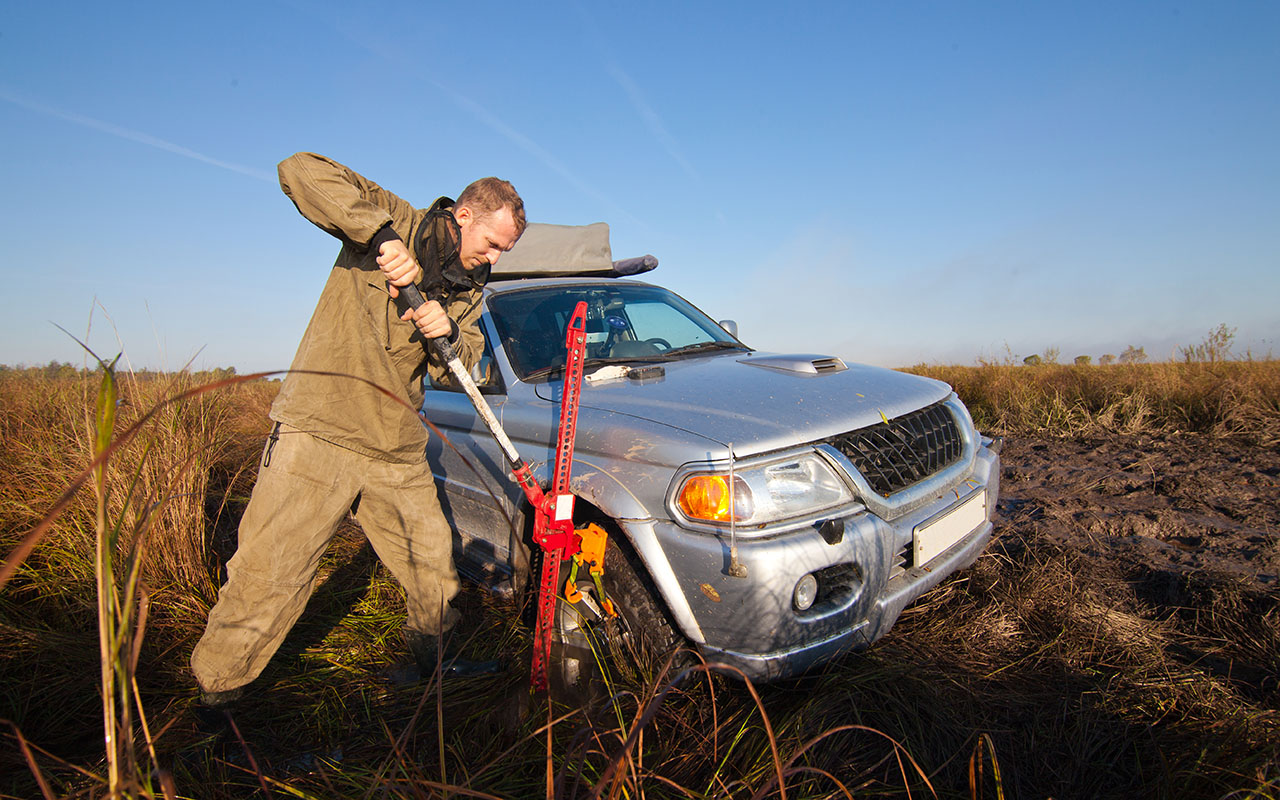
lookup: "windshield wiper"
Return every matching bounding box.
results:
[522,344,745,382]
[664,341,751,357]
[524,355,668,382]
[521,364,565,382]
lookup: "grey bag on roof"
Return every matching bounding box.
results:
[492,222,613,277]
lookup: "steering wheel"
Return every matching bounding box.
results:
[643,338,672,351]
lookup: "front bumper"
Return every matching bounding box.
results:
[642,442,1000,683]
[699,517,993,681]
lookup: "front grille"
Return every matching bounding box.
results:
[829,402,962,496]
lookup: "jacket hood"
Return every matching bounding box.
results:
[533,352,952,458]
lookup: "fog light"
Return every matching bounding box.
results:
[793,573,818,611]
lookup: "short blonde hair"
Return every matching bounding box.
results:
[457,177,526,235]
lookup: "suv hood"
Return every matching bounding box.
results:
[533,352,952,458]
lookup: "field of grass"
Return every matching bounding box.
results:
[1,359,1278,799]
[905,359,1280,444]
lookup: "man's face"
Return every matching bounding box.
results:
[455,206,520,271]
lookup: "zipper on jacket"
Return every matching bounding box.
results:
[262,421,282,467]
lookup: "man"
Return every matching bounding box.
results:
[192,152,525,705]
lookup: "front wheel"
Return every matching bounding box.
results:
[551,530,684,703]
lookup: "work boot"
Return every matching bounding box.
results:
[193,685,245,736]
[199,685,245,708]
[406,632,502,679]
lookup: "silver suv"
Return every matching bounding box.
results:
[422,223,1001,688]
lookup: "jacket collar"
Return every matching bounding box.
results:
[414,197,491,298]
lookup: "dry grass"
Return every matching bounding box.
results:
[0,367,274,797]
[905,359,1280,445]
[0,369,273,600]
[1,362,1277,799]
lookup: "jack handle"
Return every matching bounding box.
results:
[399,282,543,505]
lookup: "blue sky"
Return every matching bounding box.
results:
[2,0,1277,371]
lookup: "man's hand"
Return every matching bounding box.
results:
[376,239,421,299]
[401,299,453,340]
[377,239,451,339]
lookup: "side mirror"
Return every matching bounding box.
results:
[718,319,738,338]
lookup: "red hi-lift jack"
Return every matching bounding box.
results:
[527,301,588,691]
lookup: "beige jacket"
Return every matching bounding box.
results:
[270,152,484,463]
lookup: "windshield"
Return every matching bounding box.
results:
[488,283,747,380]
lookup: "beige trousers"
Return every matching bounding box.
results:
[191,425,459,694]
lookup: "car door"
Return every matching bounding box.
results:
[420,323,521,588]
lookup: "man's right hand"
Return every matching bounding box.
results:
[376,239,422,299]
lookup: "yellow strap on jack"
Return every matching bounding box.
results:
[563,560,584,603]
[561,523,618,618]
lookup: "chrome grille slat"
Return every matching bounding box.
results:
[830,402,963,496]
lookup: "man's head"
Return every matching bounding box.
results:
[453,177,526,271]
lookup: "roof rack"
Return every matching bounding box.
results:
[489,222,657,280]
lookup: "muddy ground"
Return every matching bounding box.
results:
[996,432,1279,592]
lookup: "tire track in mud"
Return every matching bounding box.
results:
[994,432,1280,589]
[985,432,1280,713]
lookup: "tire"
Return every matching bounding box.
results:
[550,530,684,704]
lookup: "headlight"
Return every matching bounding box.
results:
[673,451,853,528]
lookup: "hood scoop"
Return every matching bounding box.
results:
[737,354,849,375]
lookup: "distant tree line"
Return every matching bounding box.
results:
[0,361,245,381]
[1021,324,1250,367]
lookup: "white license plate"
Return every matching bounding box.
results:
[914,490,987,567]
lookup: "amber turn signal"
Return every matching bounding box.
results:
[676,475,752,522]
